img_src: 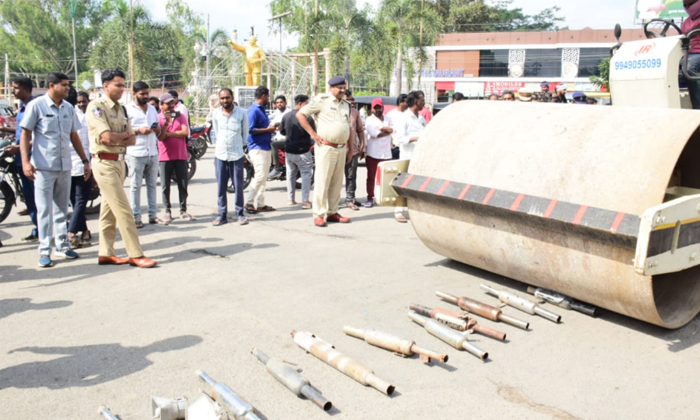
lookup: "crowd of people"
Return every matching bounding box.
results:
[451,82,600,104]
[0,69,436,268]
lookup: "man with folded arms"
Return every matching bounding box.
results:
[86,68,156,268]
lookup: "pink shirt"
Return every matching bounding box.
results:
[157,112,189,161]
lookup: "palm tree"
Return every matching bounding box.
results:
[90,0,179,84]
[379,0,419,95]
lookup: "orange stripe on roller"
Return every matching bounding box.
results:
[610,212,625,232]
[436,180,451,196]
[418,177,433,192]
[482,188,496,205]
[458,184,472,200]
[543,200,558,218]
[572,205,588,225]
[400,174,414,189]
[511,193,525,211]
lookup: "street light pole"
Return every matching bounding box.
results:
[268,11,293,92]
[314,0,319,96]
[69,0,79,84]
[128,0,134,89]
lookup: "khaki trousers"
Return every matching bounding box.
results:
[246,149,271,208]
[92,159,143,258]
[313,144,347,218]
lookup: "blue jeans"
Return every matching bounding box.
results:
[68,175,89,233]
[127,154,159,220]
[684,53,700,109]
[18,167,38,235]
[34,170,71,256]
[215,157,245,219]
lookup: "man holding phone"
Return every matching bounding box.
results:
[157,93,193,222]
[127,81,162,228]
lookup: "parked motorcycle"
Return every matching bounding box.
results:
[0,144,23,223]
[170,137,198,182]
[189,122,210,159]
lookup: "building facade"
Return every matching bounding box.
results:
[393,27,647,102]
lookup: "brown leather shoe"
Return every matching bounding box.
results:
[98,255,130,265]
[326,213,350,223]
[314,217,327,227]
[129,256,157,268]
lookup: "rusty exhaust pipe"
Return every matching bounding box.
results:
[196,370,262,420]
[408,311,488,360]
[526,287,597,317]
[343,325,448,363]
[409,303,507,341]
[436,290,529,330]
[481,284,561,323]
[291,330,395,395]
[251,348,332,411]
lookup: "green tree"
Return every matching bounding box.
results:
[89,0,179,84]
[434,0,564,33]
[0,0,109,79]
[380,0,442,94]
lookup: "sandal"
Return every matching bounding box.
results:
[163,213,173,224]
[395,213,408,223]
[135,220,145,229]
[256,205,276,212]
[245,205,258,214]
[238,217,249,226]
[346,202,360,211]
[212,217,227,226]
[149,217,166,225]
[180,212,196,221]
[82,230,91,241]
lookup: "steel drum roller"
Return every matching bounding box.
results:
[402,101,700,328]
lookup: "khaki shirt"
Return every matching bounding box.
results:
[299,94,351,145]
[86,95,133,154]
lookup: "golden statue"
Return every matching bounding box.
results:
[228,35,267,87]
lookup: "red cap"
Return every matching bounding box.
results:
[371,98,384,108]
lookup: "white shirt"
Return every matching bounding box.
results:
[365,114,393,160]
[270,107,290,142]
[126,102,159,157]
[212,106,249,161]
[70,108,90,176]
[394,109,425,159]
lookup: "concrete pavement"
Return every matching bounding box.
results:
[0,150,699,419]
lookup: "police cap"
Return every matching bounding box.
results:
[328,76,346,86]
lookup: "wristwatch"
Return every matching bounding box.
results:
[82,159,89,164]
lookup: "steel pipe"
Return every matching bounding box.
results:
[343,325,448,363]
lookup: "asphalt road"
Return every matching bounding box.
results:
[1,150,699,420]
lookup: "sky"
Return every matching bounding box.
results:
[139,0,640,52]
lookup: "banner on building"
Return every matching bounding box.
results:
[484,81,526,96]
[635,0,687,23]
[455,82,485,98]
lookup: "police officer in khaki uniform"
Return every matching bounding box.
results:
[297,76,352,227]
[86,68,156,268]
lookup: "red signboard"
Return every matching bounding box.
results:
[483,81,526,96]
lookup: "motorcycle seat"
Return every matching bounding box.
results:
[190,126,206,134]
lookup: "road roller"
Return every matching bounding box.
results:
[375,22,700,329]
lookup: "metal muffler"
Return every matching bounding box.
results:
[378,101,700,329]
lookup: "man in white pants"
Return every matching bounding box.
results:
[245,86,280,213]
[393,91,426,223]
